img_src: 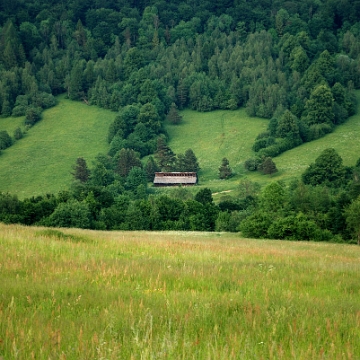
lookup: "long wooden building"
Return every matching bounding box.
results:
[153,172,197,186]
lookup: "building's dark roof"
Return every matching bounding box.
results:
[154,172,197,185]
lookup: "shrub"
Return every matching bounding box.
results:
[252,138,267,152]
[11,105,27,117]
[0,131,13,150]
[258,138,294,158]
[25,106,42,126]
[13,127,23,140]
[34,92,56,109]
[307,123,333,141]
[244,157,262,171]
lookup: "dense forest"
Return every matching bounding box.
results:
[1,0,360,154]
[1,0,360,242]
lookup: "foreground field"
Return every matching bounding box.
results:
[1,224,359,359]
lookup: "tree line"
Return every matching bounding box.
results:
[1,148,360,244]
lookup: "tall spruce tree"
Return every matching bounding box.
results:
[72,157,90,183]
[167,103,182,125]
[114,148,142,177]
[155,137,176,171]
[145,156,160,182]
[184,149,200,172]
[219,157,232,179]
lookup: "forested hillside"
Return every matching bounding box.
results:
[1,1,360,242]
[1,0,360,157]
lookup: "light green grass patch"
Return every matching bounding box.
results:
[1,223,360,359]
[0,95,115,198]
[166,91,360,193]
[275,103,360,182]
[0,115,25,134]
[165,108,268,189]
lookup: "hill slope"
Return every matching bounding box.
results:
[166,91,360,191]
[269,91,360,182]
[0,96,115,198]
[165,108,268,190]
[1,92,360,199]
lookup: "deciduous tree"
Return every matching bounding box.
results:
[302,148,347,187]
[345,197,360,245]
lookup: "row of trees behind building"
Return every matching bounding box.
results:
[1,148,360,244]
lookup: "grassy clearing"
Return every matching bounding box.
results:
[165,108,268,193]
[0,115,25,135]
[275,108,360,182]
[166,91,360,196]
[166,108,268,180]
[1,91,360,199]
[0,95,115,198]
[1,223,359,359]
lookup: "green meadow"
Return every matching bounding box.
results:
[0,96,115,198]
[1,91,360,198]
[0,223,359,359]
[166,91,360,194]
[165,108,268,192]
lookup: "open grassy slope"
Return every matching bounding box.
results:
[166,91,360,194]
[1,223,360,359]
[0,115,25,135]
[1,92,360,199]
[165,108,268,193]
[0,96,115,198]
[275,105,360,182]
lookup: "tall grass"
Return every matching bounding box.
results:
[1,223,359,359]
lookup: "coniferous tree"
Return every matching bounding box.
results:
[72,157,90,183]
[114,148,142,177]
[145,156,160,182]
[260,157,278,175]
[184,149,200,172]
[167,103,182,125]
[155,137,176,171]
[219,157,232,179]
